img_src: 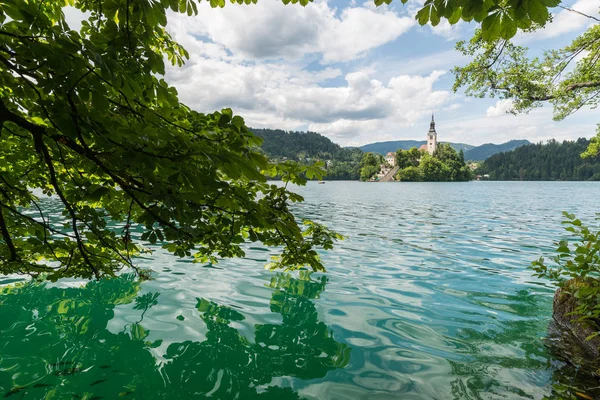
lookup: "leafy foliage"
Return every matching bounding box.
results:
[531,213,600,327]
[0,1,343,280]
[396,166,423,181]
[454,25,600,120]
[477,138,600,180]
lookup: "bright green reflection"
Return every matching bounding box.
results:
[0,273,350,399]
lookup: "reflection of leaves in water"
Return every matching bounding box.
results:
[134,292,160,311]
[0,273,350,399]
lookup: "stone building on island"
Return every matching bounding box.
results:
[385,152,395,167]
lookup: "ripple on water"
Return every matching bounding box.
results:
[2,182,600,399]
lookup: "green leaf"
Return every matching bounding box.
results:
[499,14,517,39]
[539,0,560,6]
[527,0,549,24]
[416,4,432,25]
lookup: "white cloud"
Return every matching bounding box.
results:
[158,0,597,148]
[428,19,464,41]
[166,39,452,144]
[443,103,462,111]
[62,6,89,31]
[440,107,598,146]
[486,99,514,117]
[168,0,415,63]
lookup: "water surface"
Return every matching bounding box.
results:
[1,181,599,399]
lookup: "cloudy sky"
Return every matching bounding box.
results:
[70,0,599,146]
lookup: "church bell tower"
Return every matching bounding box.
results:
[427,113,437,155]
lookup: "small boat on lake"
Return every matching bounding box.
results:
[318,181,325,184]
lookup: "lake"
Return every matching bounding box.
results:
[1,181,599,399]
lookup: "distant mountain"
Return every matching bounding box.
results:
[359,141,474,155]
[464,140,531,161]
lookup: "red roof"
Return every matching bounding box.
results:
[419,144,427,151]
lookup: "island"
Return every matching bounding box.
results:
[360,115,473,182]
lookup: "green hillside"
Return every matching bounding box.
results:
[251,128,362,180]
[477,138,600,180]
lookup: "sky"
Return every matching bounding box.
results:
[68,0,600,147]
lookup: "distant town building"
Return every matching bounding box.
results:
[385,152,395,166]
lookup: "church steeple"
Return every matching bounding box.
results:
[426,112,437,155]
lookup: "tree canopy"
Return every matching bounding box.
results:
[452,12,599,157]
[0,0,343,280]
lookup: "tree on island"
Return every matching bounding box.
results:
[359,152,385,181]
[395,147,421,170]
[394,144,472,182]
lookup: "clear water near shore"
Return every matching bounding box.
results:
[1,181,600,399]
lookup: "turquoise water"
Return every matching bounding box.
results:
[1,181,600,399]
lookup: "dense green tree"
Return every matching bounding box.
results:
[395,147,420,169]
[359,152,384,181]
[420,153,450,181]
[251,129,341,161]
[394,145,471,181]
[396,166,423,182]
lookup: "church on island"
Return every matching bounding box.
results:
[369,114,470,182]
[419,114,438,155]
[382,114,439,170]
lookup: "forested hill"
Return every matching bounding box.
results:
[251,128,363,180]
[477,138,600,180]
[464,140,531,161]
[251,128,342,159]
[360,140,473,155]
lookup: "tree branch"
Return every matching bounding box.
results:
[558,5,600,22]
[0,206,18,261]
